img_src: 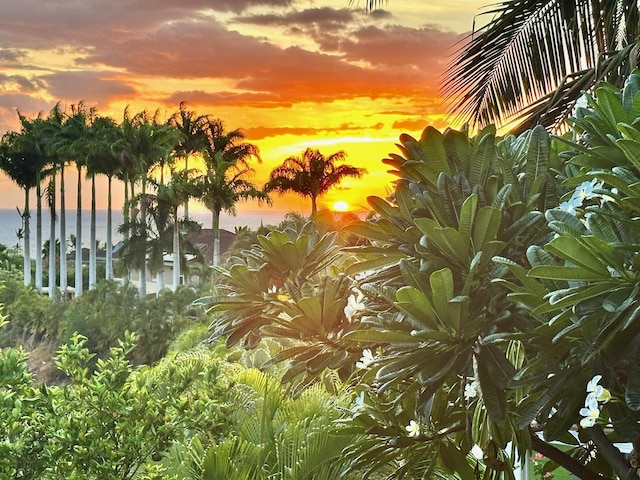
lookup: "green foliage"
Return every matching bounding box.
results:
[200,222,362,389]
[0,324,228,480]
[205,124,562,478]
[492,72,640,479]
[175,367,360,480]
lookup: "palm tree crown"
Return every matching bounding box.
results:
[265,148,365,216]
[194,119,267,266]
[355,1,640,133]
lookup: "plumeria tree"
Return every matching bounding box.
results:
[206,87,640,477]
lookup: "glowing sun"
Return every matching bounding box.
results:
[333,200,349,212]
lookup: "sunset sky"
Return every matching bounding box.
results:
[0,0,488,220]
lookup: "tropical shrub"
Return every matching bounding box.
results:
[199,221,364,390]
[0,326,228,480]
[62,280,204,364]
[492,70,640,479]
[168,366,362,480]
[204,123,564,477]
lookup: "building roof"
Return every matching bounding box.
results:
[186,228,236,264]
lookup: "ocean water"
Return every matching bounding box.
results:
[0,208,288,252]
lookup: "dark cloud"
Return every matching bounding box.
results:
[0,0,293,49]
[84,18,435,104]
[236,7,355,27]
[0,1,459,117]
[165,90,294,109]
[325,24,462,70]
[369,9,392,20]
[0,94,55,132]
[0,48,27,64]
[244,121,384,140]
[0,74,46,92]
[42,71,137,107]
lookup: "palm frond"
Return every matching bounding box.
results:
[444,0,640,132]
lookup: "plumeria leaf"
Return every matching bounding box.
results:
[528,265,610,281]
[544,236,611,276]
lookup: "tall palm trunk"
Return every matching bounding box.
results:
[89,174,96,289]
[122,174,130,281]
[172,208,180,291]
[22,189,31,287]
[138,180,147,297]
[35,179,42,293]
[184,157,189,219]
[48,174,56,298]
[106,175,113,280]
[156,270,165,294]
[60,163,67,294]
[212,209,221,266]
[74,166,83,297]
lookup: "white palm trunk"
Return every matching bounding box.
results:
[60,164,67,294]
[156,270,164,294]
[105,176,113,280]
[172,213,180,291]
[22,190,31,287]
[89,175,96,289]
[60,162,67,294]
[35,182,42,293]
[138,183,147,297]
[74,167,83,297]
[48,174,56,298]
[212,210,221,266]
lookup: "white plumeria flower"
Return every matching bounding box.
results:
[406,420,420,437]
[471,444,484,460]
[586,375,611,404]
[464,381,478,400]
[356,348,375,369]
[572,179,603,201]
[579,396,600,428]
[344,288,366,321]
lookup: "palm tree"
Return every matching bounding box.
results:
[86,116,120,281]
[37,105,67,298]
[168,102,208,219]
[76,114,120,288]
[157,169,199,291]
[265,148,365,217]
[356,1,640,133]
[56,103,92,297]
[195,119,268,266]
[113,109,180,296]
[0,130,40,286]
[16,111,51,293]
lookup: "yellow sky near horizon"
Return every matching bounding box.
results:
[0,0,489,220]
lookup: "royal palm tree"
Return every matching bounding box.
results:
[195,119,268,266]
[16,111,53,293]
[156,169,199,291]
[168,102,208,219]
[86,116,120,281]
[55,103,92,297]
[114,109,180,296]
[265,148,365,217]
[39,106,65,297]
[0,129,40,286]
[76,114,120,288]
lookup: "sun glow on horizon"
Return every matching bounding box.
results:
[333,200,349,212]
